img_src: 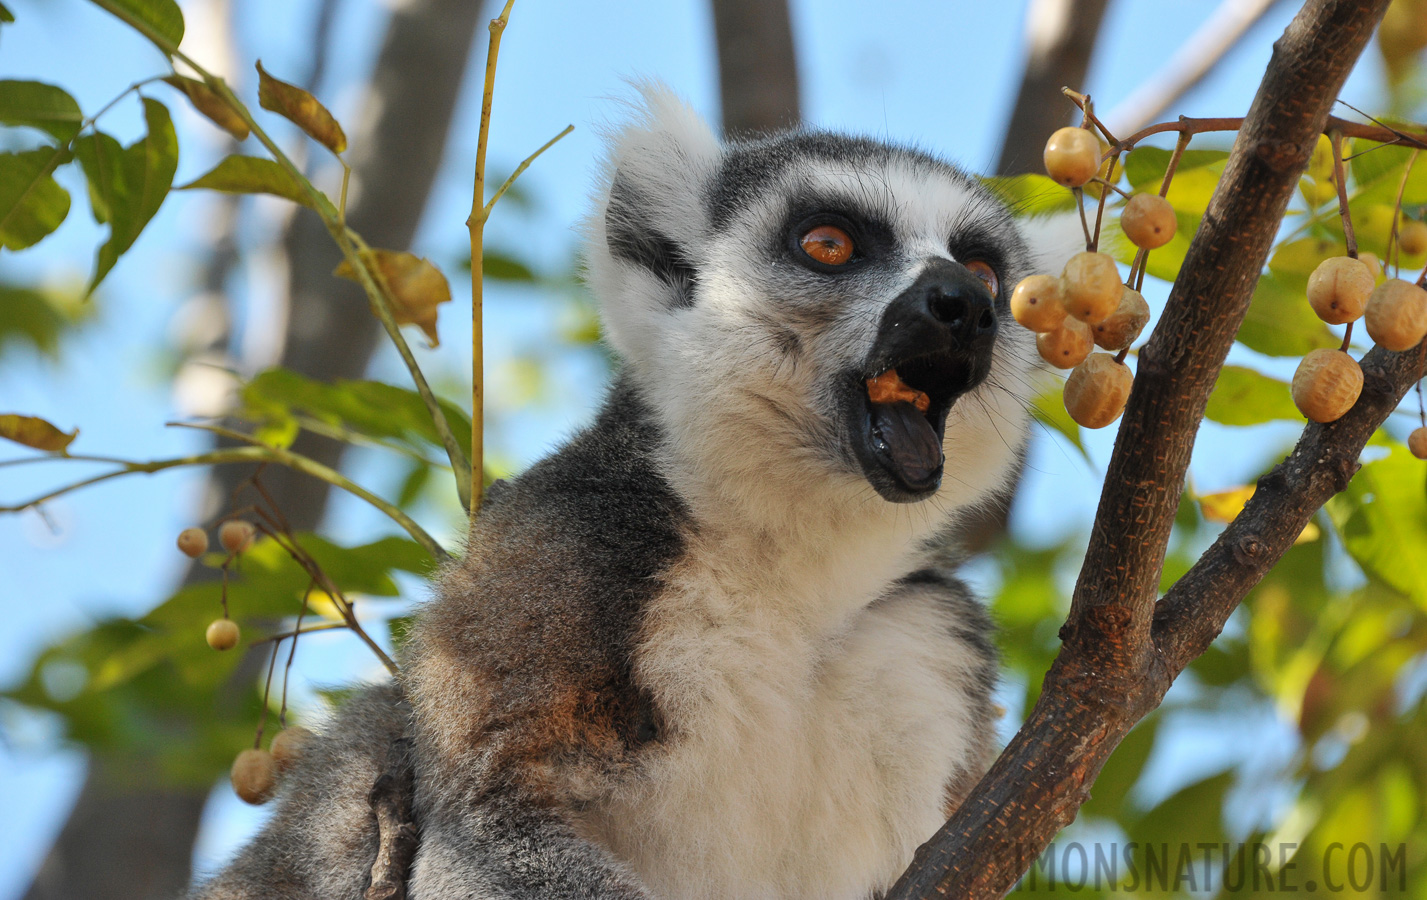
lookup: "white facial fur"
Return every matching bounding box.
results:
[577,88,1084,900]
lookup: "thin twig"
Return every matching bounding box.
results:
[165,422,447,561]
[466,0,518,521]
[1330,129,1358,258]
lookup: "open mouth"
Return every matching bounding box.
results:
[852,351,987,502]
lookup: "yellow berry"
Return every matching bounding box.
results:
[1291,349,1363,423]
[1358,252,1383,283]
[1120,194,1177,250]
[270,726,314,774]
[1036,318,1093,369]
[1409,427,1427,460]
[1364,278,1427,351]
[206,618,240,651]
[1093,286,1150,351]
[177,528,209,558]
[1010,274,1068,332]
[219,520,255,554]
[1043,127,1101,188]
[1063,353,1134,429]
[1061,252,1122,324]
[231,748,277,805]
[1306,256,1373,325]
[1401,220,1427,256]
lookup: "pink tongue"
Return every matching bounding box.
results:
[870,400,943,487]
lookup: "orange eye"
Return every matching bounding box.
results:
[964,259,999,297]
[800,225,854,266]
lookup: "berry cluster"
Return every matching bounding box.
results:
[1015,100,1427,447]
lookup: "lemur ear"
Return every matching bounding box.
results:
[584,83,722,363]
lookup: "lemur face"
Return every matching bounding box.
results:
[586,88,1074,517]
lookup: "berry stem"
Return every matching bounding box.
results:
[1386,149,1418,278]
[278,580,314,729]
[1090,153,1121,253]
[1063,87,1121,147]
[1340,320,1354,352]
[1159,131,1192,198]
[256,641,280,749]
[1330,130,1358,259]
[1114,347,1130,365]
[1075,188,1094,252]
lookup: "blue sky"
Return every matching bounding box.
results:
[0,0,1395,893]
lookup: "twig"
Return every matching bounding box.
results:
[1331,129,1358,258]
[466,0,517,521]
[165,422,448,561]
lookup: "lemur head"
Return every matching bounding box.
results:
[584,86,1080,527]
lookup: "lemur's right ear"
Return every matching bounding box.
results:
[584,84,722,364]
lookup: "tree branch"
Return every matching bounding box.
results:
[1153,341,1427,674]
[887,2,1392,897]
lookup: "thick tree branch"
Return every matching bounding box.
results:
[1153,341,1427,674]
[887,2,1391,898]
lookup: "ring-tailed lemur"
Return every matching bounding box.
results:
[190,86,1082,900]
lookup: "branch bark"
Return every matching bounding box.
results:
[888,1,1396,897]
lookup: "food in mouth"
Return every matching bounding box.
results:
[866,369,930,413]
[865,368,941,490]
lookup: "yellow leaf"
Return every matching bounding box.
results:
[1198,485,1256,524]
[255,61,346,155]
[334,250,451,346]
[163,76,249,141]
[1197,484,1319,544]
[0,413,77,452]
[304,590,346,621]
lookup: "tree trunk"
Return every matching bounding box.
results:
[994,0,1111,177]
[22,2,484,896]
[710,0,801,135]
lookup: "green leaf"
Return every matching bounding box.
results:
[979,174,1077,217]
[0,80,83,143]
[240,368,472,462]
[0,147,71,250]
[91,0,184,53]
[0,3,14,24]
[72,131,123,224]
[1030,386,1088,461]
[178,155,315,209]
[0,284,88,357]
[1204,365,1299,426]
[1327,446,1427,609]
[1269,235,1345,291]
[483,251,537,282]
[1349,141,1427,207]
[0,412,77,451]
[1123,147,1229,193]
[87,97,178,294]
[1236,274,1339,357]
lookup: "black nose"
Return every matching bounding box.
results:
[926,280,998,342]
[881,259,998,353]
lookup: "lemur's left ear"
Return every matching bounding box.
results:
[584,84,722,363]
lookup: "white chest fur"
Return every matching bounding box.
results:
[584,563,990,900]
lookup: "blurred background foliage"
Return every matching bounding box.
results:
[1,0,1427,898]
